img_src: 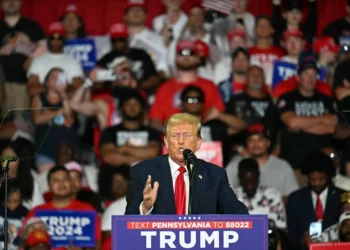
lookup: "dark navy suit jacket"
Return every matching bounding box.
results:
[125,154,249,215]
[286,185,342,249]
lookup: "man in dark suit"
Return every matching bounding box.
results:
[287,151,342,249]
[125,113,248,215]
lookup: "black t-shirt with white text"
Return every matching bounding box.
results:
[96,48,158,86]
[277,89,337,169]
[226,92,276,145]
[100,123,161,148]
[0,17,45,83]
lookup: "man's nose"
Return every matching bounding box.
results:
[178,135,185,144]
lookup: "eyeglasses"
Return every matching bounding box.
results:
[182,97,203,104]
[117,74,130,81]
[178,49,195,56]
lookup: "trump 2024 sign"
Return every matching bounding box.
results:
[112,215,268,250]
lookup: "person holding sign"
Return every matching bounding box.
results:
[21,166,101,249]
[126,113,248,215]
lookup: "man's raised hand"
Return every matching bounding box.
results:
[142,175,159,215]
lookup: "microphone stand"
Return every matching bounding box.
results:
[186,162,195,215]
[1,156,18,250]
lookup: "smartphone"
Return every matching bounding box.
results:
[96,69,117,81]
[309,222,322,238]
[56,72,68,86]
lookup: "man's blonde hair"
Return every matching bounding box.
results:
[164,113,202,138]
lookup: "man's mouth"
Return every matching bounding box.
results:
[178,148,184,154]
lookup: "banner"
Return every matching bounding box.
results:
[35,210,97,248]
[162,141,223,167]
[310,243,350,250]
[112,214,268,250]
[272,60,327,89]
[64,38,97,71]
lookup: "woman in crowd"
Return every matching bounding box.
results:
[0,138,44,210]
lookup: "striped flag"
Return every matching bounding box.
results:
[202,0,235,15]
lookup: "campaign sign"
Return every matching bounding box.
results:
[64,38,97,71]
[310,242,350,250]
[112,215,268,250]
[272,60,327,89]
[35,210,96,248]
[162,141,223,167]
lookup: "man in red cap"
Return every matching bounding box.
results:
[92,22,160,93]
[281,28,305,64]
[124,0,169,79]
[149,39,233,131]
[25,229,50,250]
[193,39,215,82]
[27,22,84,97]
[0,0,45,117]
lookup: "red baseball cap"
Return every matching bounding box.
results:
[26,229,50,247]
[312,37,340,54]
[124,0,147,13]
[63,4,82,17]
[48,22,65,37]
[227,28,247,41]
[109,23,128,39]
[282,28,303,41]
[194,40,209,58]
[176,40,196,53]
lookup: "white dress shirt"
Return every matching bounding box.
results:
[139,157,190,215]
[152,12,188,41]
[311,187,329,215]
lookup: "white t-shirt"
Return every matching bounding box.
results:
[152,11,188,41]
[129,28,169,76]
[27,52,84,84]
[102,197,127,231]
[226,155,299,197]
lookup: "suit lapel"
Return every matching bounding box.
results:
[323,185,337,225]
[305,188,317,221]
[158,155,176,214]
[191,160,207,214]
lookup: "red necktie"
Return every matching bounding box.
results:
[175,166,187,215]
[315,195,324,221]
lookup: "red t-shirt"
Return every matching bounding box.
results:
[249,46,284,75]
[272,76,332,99]
[21,200,101,248]
[149,77,225,123]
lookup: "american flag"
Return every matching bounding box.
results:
[202,0,235,15]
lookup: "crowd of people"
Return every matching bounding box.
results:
[1,0,350,249]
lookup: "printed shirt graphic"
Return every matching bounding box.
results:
[234,186,286,229]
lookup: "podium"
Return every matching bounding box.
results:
[112,215,268,250]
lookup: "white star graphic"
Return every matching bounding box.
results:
[184,217,187,220]
[198,216,201,220]
[193,216,197,220]
[188,217,192,220]
[179,217,182,220]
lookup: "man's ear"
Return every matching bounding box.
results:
[164,136,169,149]
[196,137,202,152]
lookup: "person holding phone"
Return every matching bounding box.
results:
[286,151,342,249]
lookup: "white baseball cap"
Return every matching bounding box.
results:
[339,212,350,225]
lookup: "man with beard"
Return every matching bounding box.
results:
[287,151,342,249]
[21,166,101,249]
[226,124,298,203]
[235,158,286,229]
[149,39,225,131]
[100,89,161,167]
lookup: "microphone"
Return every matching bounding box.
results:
[183,149,196,174]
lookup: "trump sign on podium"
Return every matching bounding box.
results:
[35,210,97,248]
[112,215,268,250]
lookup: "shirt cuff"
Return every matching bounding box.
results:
[139,202,153,215]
